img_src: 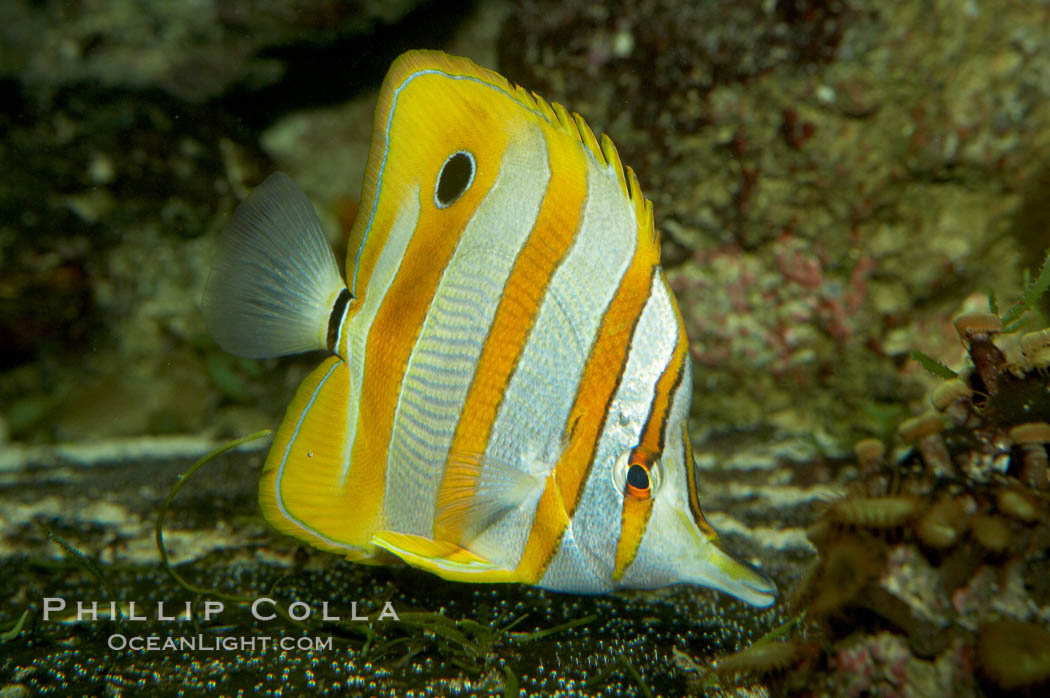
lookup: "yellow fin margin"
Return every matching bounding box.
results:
[371,531,520,583]
[259,356,379,558]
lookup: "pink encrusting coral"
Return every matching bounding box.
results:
[670,233,876,373]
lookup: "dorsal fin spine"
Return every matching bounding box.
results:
[533,90,558,124]
[600,134,626,197]
[571,112,605,167]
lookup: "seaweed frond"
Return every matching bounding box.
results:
[155,429,271,604]
[911,350,958,379]
[45,529,122,620]
[0,608,29,643]
[1001,249,1050,327]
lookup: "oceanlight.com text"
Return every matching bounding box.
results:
[107,634,332,652]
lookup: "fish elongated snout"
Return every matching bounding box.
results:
[693,537,777,608]
[671,509,777,607]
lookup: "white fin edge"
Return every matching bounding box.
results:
[202,172,347,358]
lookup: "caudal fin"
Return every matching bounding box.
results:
[202,172,347,359]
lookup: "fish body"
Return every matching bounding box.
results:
[203,50,775,606]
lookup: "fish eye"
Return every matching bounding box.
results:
[625,463,651,499]
[611,450,661,498]
[434,151,475,208]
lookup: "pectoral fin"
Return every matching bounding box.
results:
[435,450,547,545]
[370,531,520,583]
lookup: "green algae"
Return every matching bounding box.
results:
[44,530,121,619]
[155,429,273,604]
[1001,249,1050,328]
[0,610,29,644]
[910,350,958,380]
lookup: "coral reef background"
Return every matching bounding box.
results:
[2,0,1050,695]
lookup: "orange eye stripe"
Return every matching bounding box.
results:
[613,467,654,581]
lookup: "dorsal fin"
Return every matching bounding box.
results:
[346,50,659,295]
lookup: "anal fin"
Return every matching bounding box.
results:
[371,531,520,583]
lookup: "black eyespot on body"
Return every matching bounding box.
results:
[626,463,651,498]
[435,151,475,208]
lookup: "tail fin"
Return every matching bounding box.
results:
[202,172,347,358]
